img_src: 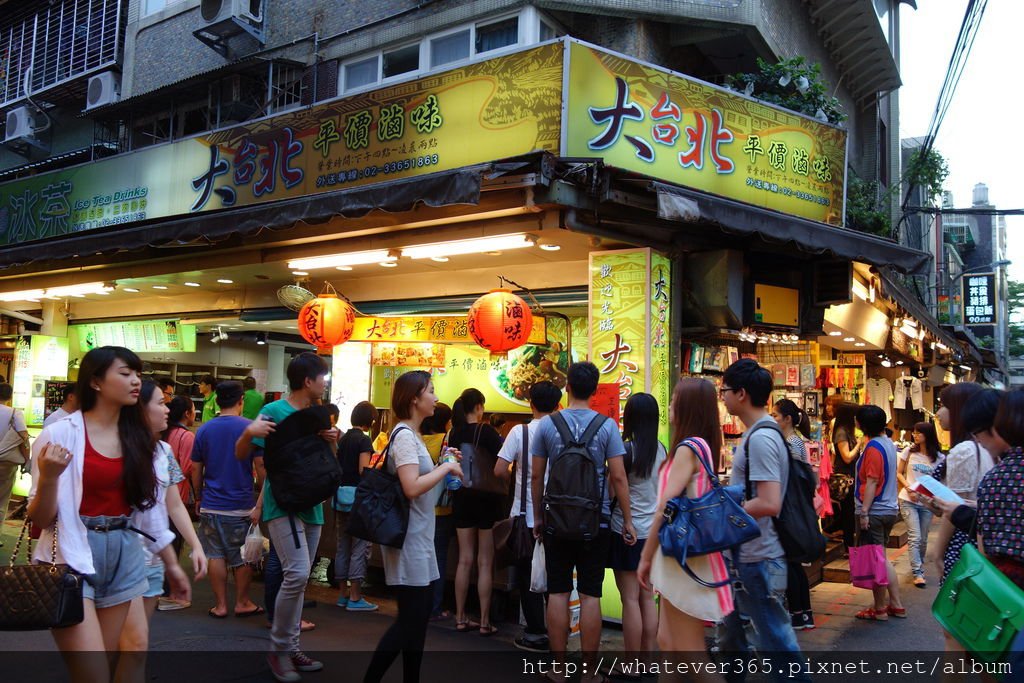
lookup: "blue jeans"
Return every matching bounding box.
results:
[264,543,282,621]
[900,500,933,578]
[431,514,455,616]
[716,556,810,683]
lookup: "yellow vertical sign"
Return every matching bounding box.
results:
[590,248,670,438]
[649,253,672,446]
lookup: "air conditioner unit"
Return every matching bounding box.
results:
[4,106,38,143]
[201,0,263,25]
[86,71,121,110]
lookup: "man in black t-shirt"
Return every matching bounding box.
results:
[334,401,379,611]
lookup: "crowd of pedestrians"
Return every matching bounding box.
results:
[7,344,1024,683]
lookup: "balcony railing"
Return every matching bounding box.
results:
[0,0,128,108]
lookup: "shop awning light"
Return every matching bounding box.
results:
[0,282,115,302]
[289,250,395,270]
[401,234,536,260]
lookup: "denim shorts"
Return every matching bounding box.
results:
[199,512,249,567]
[80,515,148,609]
[143,563,165,598]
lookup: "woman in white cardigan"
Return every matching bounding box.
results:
[28,346,190,683]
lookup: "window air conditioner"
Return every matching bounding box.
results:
[86,72,121,110]
[201,0,263,24]
[4,106,38,143]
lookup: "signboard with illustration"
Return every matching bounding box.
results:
[963,273,997,326]
[565,42,847,226]
[0,43,563,246]
[589,248,672,441]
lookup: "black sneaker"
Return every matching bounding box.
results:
[513,636,550,653]
[792,611,815,631]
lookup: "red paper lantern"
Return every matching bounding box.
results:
[467,288,533,353]
[298,294,356,349]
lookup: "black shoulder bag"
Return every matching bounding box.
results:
[494,424,535,568]
[347,426,412,549]
[0,519,83,631]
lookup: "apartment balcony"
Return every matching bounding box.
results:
[0,0,128,111]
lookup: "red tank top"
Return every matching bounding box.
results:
[80,432,131,517]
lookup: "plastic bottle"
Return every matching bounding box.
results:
[442,447,462,491]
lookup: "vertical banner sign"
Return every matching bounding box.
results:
[963,273,996,326]
[590,248,671,441]
[649,254,672,446]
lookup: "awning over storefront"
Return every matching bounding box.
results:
[5,167,482,269]
[878,268,963,353]
[654,182,931,274]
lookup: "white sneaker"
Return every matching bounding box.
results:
[267,653,301,683]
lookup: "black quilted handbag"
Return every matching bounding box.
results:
[0,519,83,631]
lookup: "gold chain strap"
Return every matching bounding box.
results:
[8,516,59,568]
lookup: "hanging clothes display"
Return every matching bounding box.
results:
[893,375,924,411]
[865,378,894,421]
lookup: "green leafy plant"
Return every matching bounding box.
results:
[844,176,890,236]
[725,56,846,125]
[905,149,949,204]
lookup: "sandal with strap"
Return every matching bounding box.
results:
[855,607,888,621]
[455,619,479,632]
[886,605,908,618]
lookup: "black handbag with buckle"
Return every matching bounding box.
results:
[0,518,84,631]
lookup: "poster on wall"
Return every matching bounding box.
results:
[72,320,197,353]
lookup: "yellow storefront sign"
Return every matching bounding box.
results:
[565,42,847,226]
[590,248,671,441]
[350,316,545,345]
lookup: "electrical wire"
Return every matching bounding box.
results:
[902,0,989,210]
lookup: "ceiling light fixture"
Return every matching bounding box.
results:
[184,282,201,287]
[335,266,353,271]
[256,332,267,345]
[400,234,536,260]
[123,287,140,293]
[153,285,168,290]
[828,331,842,336]
[0,282,116,302]
[538,243,561,252]
[289,250,395,270]
[430,256,450,263]
[379,261,398,268]
[854,342,866,347]
[291,270,310,276]
[216,279,234,284]
[843,337,855,342]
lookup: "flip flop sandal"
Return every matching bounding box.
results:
[479,624,498,637]
[208,608,229,619]
[854,607,887,621]
[235,606,265,618]
[455,619,479,632]
[886,605,908,618]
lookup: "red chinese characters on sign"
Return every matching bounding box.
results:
[589,383,621,423]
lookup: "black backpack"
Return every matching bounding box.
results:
[542,412,608,541]
[264,406,343,513]
[744,420,826,563]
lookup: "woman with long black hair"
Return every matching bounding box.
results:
[895,421,942,587]
[28,346,190,682]
[609,393,665,672]
[824,397,863,553]
[772,398,816,631]
[448,387,504,635]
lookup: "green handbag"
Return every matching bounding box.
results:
[932,542,1024,663]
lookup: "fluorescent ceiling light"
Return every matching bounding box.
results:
[401,234,535,260]
[1,282,116,302]
[184,282,201,287]
[289,250,394,270]
[153,285,168,290]
[217,279,233,284]
[335,266,353,271]
[123,288,140,293]
[291,271,309,276]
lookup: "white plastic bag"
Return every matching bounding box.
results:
[530,540,547,593]
[240,524,267,565]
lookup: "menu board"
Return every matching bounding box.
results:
[73,320,197,353]
[44,380,75,419]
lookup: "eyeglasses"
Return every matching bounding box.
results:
[719,387,737,397]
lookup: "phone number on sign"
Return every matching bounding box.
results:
[315,154,440,188]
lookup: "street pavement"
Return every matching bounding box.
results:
[0,517,957,681]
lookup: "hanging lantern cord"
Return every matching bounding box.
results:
[319,281,369,317]
[498,275,544,314]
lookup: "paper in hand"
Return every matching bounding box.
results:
[908,474,966,506]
